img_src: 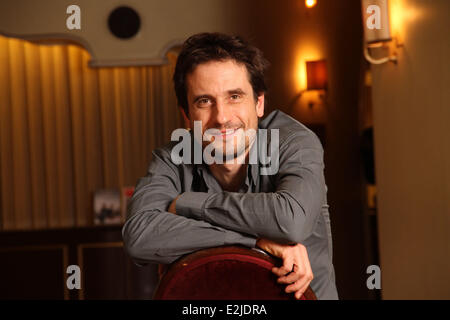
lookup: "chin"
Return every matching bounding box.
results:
[220,142,249,162]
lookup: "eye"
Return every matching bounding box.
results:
[230,94,241,100]
[198,98,211,105]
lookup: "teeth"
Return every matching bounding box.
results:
[205,128,239,138]
[212,129,235,135]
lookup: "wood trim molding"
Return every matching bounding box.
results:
[76,241,124,300]
[0,244,69,299]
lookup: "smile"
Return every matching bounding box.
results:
[212,128,240,140]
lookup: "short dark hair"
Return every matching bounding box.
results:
[173,32,270,117]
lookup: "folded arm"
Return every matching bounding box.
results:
[175,133,326,244]
[122,149,257,265]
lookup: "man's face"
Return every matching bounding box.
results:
[185,59,264,161]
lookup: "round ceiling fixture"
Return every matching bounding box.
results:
[108,6,141,39]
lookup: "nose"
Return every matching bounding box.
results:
[212,100,230,127]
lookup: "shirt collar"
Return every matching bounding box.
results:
[194,139,259,190]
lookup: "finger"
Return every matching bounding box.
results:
[272,265,293,277]
[278,248,305,283]
[295,288,305,300]
[295,281,312,300]
[285,278,306,294]
[272,264,293,277]
[289,246,313,287]
[272,257,294,277]
[291,270,314,298]
[284,269,310,293]
[277,264,302,284]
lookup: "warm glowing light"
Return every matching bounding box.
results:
[291,42,326,122]
[305,0,317,8]
[294,43,322,92]
[389,0,424,42]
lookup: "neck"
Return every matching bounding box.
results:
[208,149,249,192]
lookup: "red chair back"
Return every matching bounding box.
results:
[154,246,317,300]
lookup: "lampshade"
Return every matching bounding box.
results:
[361,0,392,44]
[306,60,327,90]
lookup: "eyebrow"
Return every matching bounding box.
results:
[192,88,247,103]
[227,88,246,96]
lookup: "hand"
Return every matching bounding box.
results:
[256,238,314,299]
[167,195,181,214]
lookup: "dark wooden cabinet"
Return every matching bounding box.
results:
[0,226,158,300]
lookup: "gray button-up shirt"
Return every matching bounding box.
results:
[122,109,338,299]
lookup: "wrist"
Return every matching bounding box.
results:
[256,238,280,257]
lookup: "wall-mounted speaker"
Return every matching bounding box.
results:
[108,6,141,39]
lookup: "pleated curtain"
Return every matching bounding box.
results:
[0,35,183,230]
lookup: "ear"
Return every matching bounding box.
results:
[256,93,265,118]
[179,107,190,129]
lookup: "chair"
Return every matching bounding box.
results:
[153,245,317,300]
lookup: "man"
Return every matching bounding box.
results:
[122,33,338,300]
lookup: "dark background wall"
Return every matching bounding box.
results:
[234,0,370,299]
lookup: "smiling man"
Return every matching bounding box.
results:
[122,33,338,300]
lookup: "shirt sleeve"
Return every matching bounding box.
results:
[122,148,257,265]
[175,132,326,244]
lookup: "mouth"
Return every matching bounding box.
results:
[212,128,240,140]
